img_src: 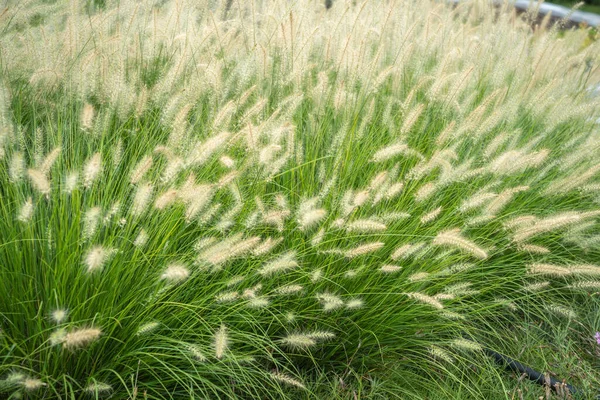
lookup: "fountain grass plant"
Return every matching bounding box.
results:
[0,0,599,398]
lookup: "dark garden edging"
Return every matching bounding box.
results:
[446,0,600,27]
[484,348,592,398]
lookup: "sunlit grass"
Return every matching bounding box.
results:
[0,0,599,398]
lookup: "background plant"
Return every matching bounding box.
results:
[0,0,599,398]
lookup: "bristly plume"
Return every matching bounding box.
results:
[40,147,61,176]
[22,378,47,391]
[420,207,442,224]
[186,344,207,362]
[134,229,149,247]
[80,103,95,131]
[84,246,114,273]
[380,264,402,273]
[429,345,454,363]
[130,155,153,184]
[405,292,444,309]
[345,242,385,258]
[270,372,306,389]
[252,237,283,256]
[137,322,161,336]
[257,251,298,276]
[64,172,79,193]
[51,308,68,324]
[131,183,154,216]
[17,197,34,222]
[27,168,50,196]
[391,243,426,260]
[161,263,190,283]
[432,229,488,259]
[84,382,113,394]
[345,219,387,233]
[198,234,261,269]
[279,334,316,349]
[9,152,25,182]
[451,338,482,352]
[316,292,344,311]
[63,327,102,349]
[83,153,102,188]
[83,207,101,240]
[214,324,228,359]
[297,206,327,231]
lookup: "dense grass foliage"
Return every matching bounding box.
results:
[0,0,599,398]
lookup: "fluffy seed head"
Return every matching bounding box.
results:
[545,304,577,319]
[226,275,245,287]
[215,291,239,302]
[524,282,551,292]
[49,328,67,346]
[246,296,270,308]
[83,207,101,240]
[257,252,298,276]
[310,268,323,282]
[137,322,160,335]
[84,246,114,273]
[528,263,571,277]
[130,156,153,184]
[28,168,50,196]
[51,308,68,324]
[9,152,25,182]
[199,235,261,268]
[274,284,304,295]
[17,197,34,222]
[433,229,488,259]
[161,263,190,283]
[353,190,370,207]
[519,244,550,254]
[405,292,444,309]
[40,147,61,175]
[346,298,364,309]
[220,156,235,168]
[429,345,454,363]
[567,281,600,290]
[64,172,79,193]
[420,207,442,224]
[134,230,149,247]
[252,237,283,256]
[80,103,95,130]
[154,189,179,210]
[22,378,46,391]
[415,182,437,202]
[408,272,430,282]
[131,183,154,216]
[451,338,482,352]
[214,324,228,359]
[511,211,600,243]
[380,264,402,273]
[186,344,207,362]
[83,153,102,188]
[391,243,425,260]
[372,143,410,163]
[316,292,344,311]
[345,242,385,258]
[270,372,306,389]
[63,327,102,349]
[84,382,113,394]
[298,208,326,230]
[280,334,316,349]
[345,219,387,233]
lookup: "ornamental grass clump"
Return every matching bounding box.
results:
[0,0,599,398]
